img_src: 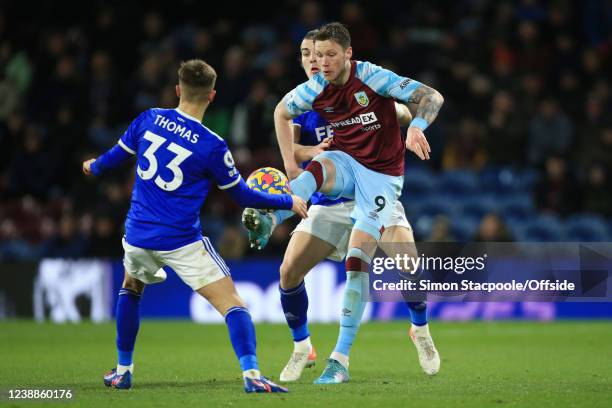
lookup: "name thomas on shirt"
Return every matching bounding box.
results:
[153,114,200,144]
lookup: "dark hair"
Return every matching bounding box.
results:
[178,59,217,102]
[314,22,351,49]
[303,29,319,41]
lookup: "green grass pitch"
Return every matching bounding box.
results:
[1,321,611,407]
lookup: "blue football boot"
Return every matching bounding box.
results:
[313,359,349,384]
[103,368,132,389]
[244,376,288,393]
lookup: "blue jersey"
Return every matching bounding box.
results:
[293,111,349,206]
[119,108,241,250]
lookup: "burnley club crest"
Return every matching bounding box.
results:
[354,91,369,107]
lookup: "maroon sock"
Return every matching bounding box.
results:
[304,160,324,190]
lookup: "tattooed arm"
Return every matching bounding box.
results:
[407,84,444,129]
[405,84,444,160]
[356,61,443,159]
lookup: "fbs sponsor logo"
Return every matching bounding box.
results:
[354,91,369,107]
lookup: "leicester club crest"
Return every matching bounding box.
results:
[354,91,369,107]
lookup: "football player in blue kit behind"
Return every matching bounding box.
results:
[82,59,307,393]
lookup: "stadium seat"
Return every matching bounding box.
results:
[403,167,436,198]
[413,215,436,239]
[457,195,498,224]
[479,167,540,196]
[507,220,528,242]
[564,214,610,242]
[436,170,479,197]
[520,215,565,242]
[500,194,536,224]
[399,193,429,219]
[412,196,457,219]
[449,217,479,242]
[515,168,539,191]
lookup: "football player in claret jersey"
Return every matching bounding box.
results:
[243,23,444,383]
[256,29,438,383]
[82,59,308,393]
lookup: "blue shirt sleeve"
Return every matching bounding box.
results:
[118,110,148,154]
[208,142,241,190]
[355,61,423,103]
[90,144,133,176]
[225,178,293,210]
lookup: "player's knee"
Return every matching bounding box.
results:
[122,273,144,294]
[197,280,247,315]
[279,259,304,289]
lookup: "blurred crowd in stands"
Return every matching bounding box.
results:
[0,0,611,261]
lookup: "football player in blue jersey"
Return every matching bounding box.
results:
[82,59,307,393]
[243,27,441,384]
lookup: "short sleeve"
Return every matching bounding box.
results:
[284,74,327,117]
[355,61,422,103]
[118,111,148,154]
[208,142,241,190]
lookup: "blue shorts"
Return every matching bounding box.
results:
[315,150,403,240]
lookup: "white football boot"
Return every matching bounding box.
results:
[279,346,317,382]
[409,324,440,375]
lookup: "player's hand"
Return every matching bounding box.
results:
[82,158,96,175]
[290,195,308,218]
[310,138,331,158]
[406,127,431,160]
[286,164,304,180]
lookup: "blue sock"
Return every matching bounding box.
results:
[225,306,259,372]
[273,171,318,225]
[280,281,310,342]
[334,271,369,356]
[116,288,142,367]
[407,302,428,326]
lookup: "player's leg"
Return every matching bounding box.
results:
[114,272,144,373]
[243,151,353,249]
[278,203,353,381]
[316,227,377,384]
[104,239,164,389]
[316,159,401,384]
[278,232,331,379]
[198,279,288,393]
[379,212,440,375]
[164,239,287,393]
[378,209,427,327]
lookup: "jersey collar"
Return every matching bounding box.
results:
[175,108,201,123]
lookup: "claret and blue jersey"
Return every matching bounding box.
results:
[286,60,422,177]
[113,108,241,250]
[292,111,347,207]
